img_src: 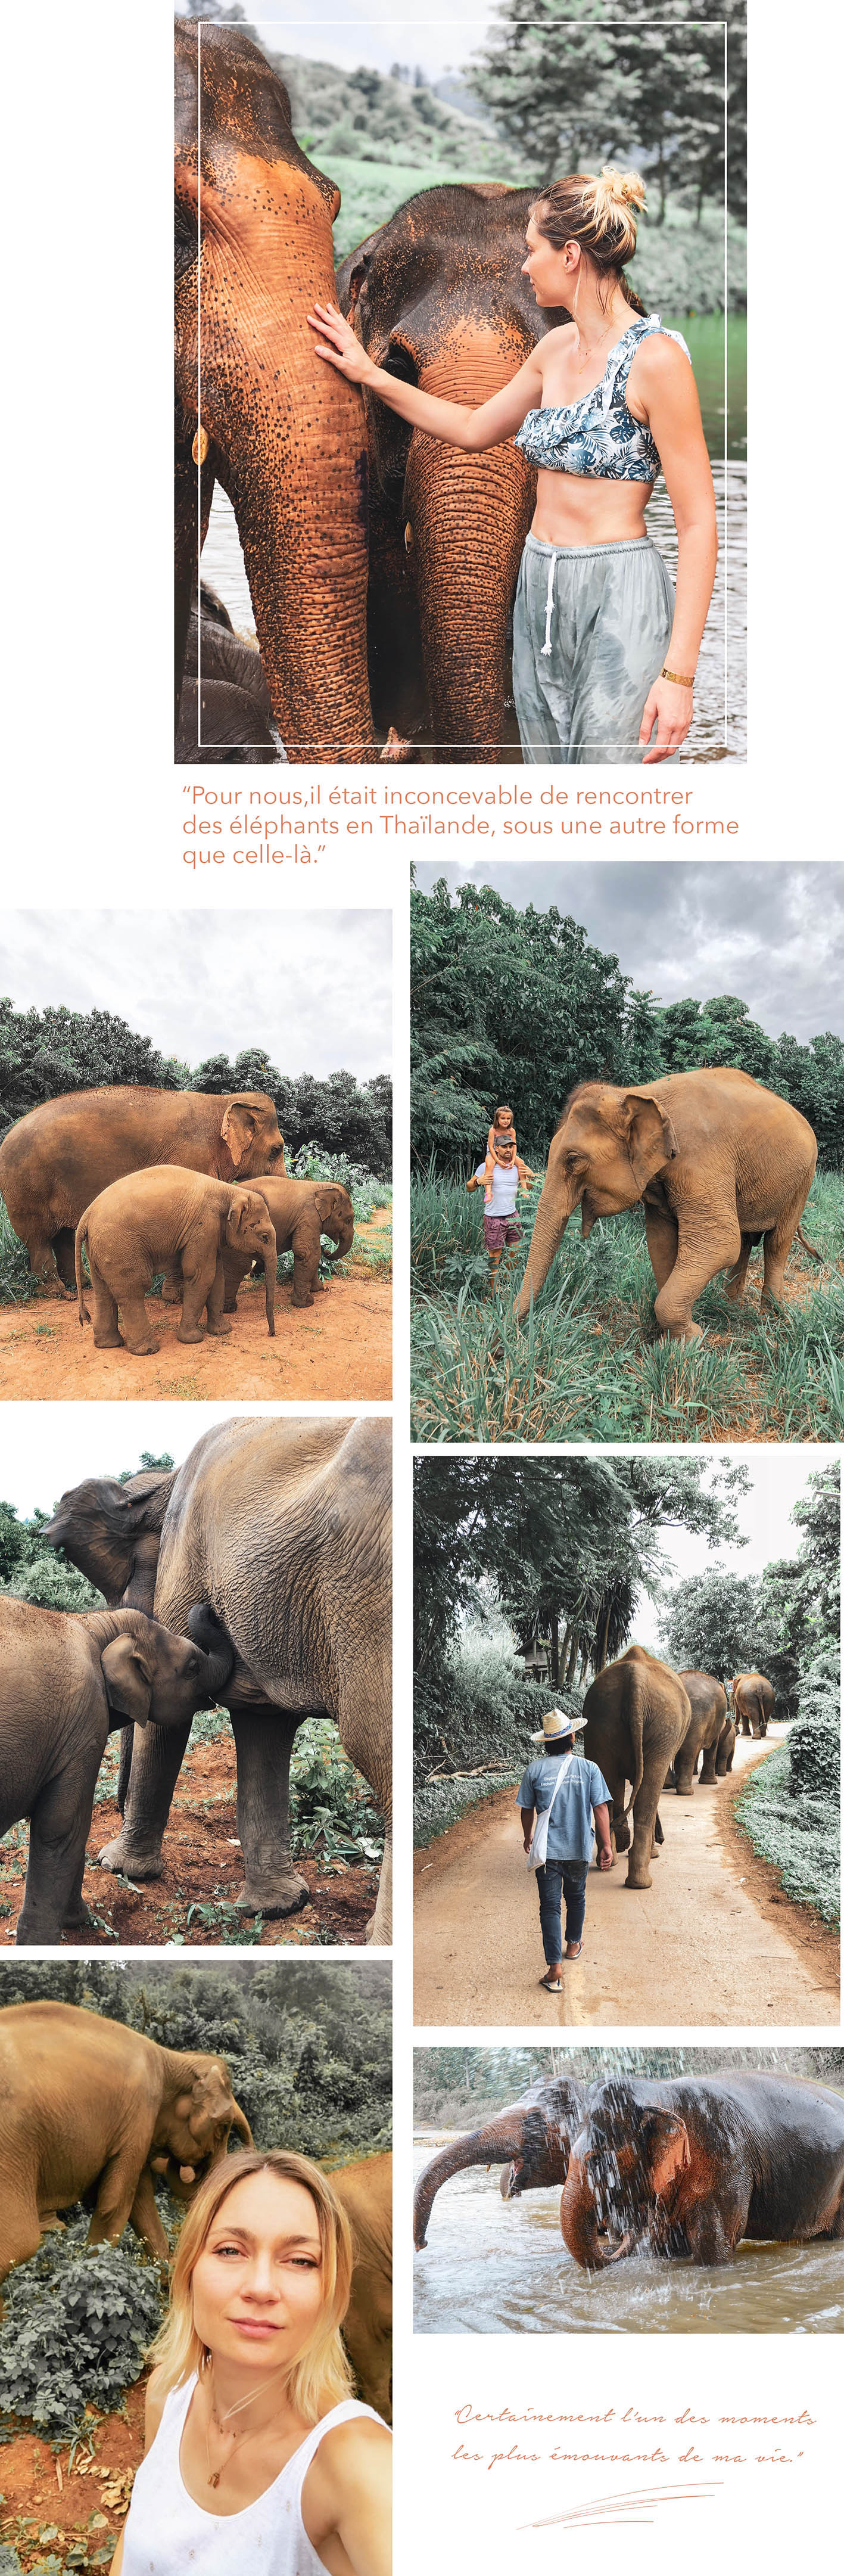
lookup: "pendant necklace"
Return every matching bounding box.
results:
[204,2364,288,2490]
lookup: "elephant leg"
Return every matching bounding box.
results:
[161,1264,182,1306]
[699,1743,719,1785]
[643,1202,679,1292]
[760,1216,798,1311]
[87,2154,142,2248]
[724,1232,756,1303]
[203,1255,233,1337]
[53,1229,78,1292]
[653,1213,742,1343]
[23,1233,66,1294]
[625,1775,663,1890]
[16,1766,99,1945]
[60,1839,98,1933]
[99,1719,193,1877]
[292,1250,316,1309]
[366,1822,392,1944]
[86,1260,124,1349]
[178,1238,217,1342]
[0,2195,43,2286]
[230,1707,310,1916]
[116,1291,160,1356]
[672,1738,697,1797]
[682,2195,745,2267]
[604,1767,629,1856]
[127,2165,170,2263]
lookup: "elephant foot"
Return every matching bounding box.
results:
[292,1294,314,1310]
[674,1787,695,1798]
[205,1320,233,1337]
[94,1334,124,1351]
[177,1328,204,1346]
[235,1869,309,1918]
[124,1340,160,1356]
[98,1833,163,1879]
[624,1870,653,1891]
[160,1283,181,1306]
[63,1901,97,1931]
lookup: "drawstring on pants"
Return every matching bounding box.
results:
[541,551,557,655]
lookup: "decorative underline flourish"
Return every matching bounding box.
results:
[519,2480,722,2530]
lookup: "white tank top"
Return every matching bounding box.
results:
[121,2376,385,2575]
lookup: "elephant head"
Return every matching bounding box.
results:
[152,2055,253,2193]
[560,2082,692,2270]
[101,1606,235,1729]
[44,1469,173,1607]
[338,186,565,760]
[226,1190,278,1335]
[314,1185,355,1261]
[515,1083,680,1320]
[413,2078,583,2248]
[218,1096,285,1182]
[174,20,381,760]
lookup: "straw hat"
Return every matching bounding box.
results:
[530,1708,587,1744]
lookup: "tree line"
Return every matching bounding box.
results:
[410,880,843,1168]
[0,998,392,1178]
[472,0,746,223]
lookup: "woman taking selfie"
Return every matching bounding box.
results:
[112,2151,391,2576]
[310,168,717,765]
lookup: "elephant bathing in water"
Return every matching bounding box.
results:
[515,1068,820,1343]
[338,185,565,760]
[560,2073,844,2269]
[0,1999,252,2295]
[175,19,400,761]
[45,1415,393,1940]
[582,1645,690,1890]
[732,1671,776,1736]
[413,2077,585,2248]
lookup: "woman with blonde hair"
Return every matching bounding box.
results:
[309,169,717,765]
[111,2149,391,2576]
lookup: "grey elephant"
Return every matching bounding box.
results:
[514,1068,820,1343]
[582,1645,691,1890]
[732,1671,776,1736]
[0,1599,233,1944]
[222,1176,354,1313]
[413,2075,585,2248]
[75,1166,278,1353]
[667,1670,729,1795]
[0,1084,285,1293]
[0,2000,252,2289]
[44,1415,393,1940]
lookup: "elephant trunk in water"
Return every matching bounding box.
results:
[403,397,535,762]
[559,2154,636,2271]
[413,2113,531,2248]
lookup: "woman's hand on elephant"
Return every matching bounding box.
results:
[639,675,693,764]
[308,301,375,386]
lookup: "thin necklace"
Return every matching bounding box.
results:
[204,2363,288,2490]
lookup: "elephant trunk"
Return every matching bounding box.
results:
[229,2106,254,2148]
[514,1176,576,1322]
[325,1218,354,1263]
[413,2112,530,2248]
[264,1250,276,1338]
[560,2155,636,2272]
[404,418,534,762]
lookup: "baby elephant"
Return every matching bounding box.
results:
[75,1166,278,1354]
[222,1176,354,1313]
[0,1599,234,1943]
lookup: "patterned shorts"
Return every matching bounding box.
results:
[484,1214,523,1250]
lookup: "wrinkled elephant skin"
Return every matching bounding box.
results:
[582,1645,690,1890]
[413,2078,584,2247]
[560,2074,844,2269]
[331,2154,392,2422]
[515,1069,819,1343]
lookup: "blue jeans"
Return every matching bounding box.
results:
[536,1860,588,1964]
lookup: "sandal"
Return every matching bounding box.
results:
[565,1943,583,1962]
[539,1971,563,1990]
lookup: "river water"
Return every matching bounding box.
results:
[412,2139,844,2336]
[200,317,746,762]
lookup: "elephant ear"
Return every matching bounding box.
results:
[619,1093,680,1191]
[220,1099,257,1171]
[314,1186,341,1226]
[645,2112,691,2198]
[101,1634,155,1726]
[226,1188,257,1242]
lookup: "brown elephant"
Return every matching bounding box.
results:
[0,1599,234,1944]
[331,2154,392,2423]
[44,1415,393,1940]
[732,1671,776,1736]
[717,1714,737,1772]
[582,1645,691,1890]
[175,20,391,762]
[559,2073,844,2270]
[0,1999,253,2294]
[337,184,565,760]
[0,1086,285,1294]
[413,2077,585,2249]
[222,1176,354,1314]
[75,1167,278,1354]
[668,1670,729,1795]
[514,1068,820,1343]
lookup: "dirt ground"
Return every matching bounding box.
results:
[0,2376,146,2574]
[0,1732,379,1949]
[0,1217,391,1401]
[413,1732,840,2028]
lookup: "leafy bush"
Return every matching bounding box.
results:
[288,1718,384,1870]
[734,1741,840,1929]
[415,1767,519,1848]
[0,2217,163,2445]
[787,1649,841,1803]
[415,1654,569,1804]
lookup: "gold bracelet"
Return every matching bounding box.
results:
[661,664,695,688]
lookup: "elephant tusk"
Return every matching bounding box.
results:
[192,426,209,465]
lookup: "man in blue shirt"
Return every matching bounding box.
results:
[517,1707,613,1990]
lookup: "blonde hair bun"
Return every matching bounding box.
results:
[596,166,647,217]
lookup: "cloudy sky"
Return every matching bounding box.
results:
[628,1450,833,1654]
[183,4,498,85]
[0,1403,279,1518]
[0,911,391,1079]
[413,862,844,1044]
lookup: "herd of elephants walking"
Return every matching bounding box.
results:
[576,1642,774,1892]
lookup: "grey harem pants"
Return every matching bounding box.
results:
[512,532,676,765]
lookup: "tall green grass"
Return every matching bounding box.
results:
[411,1167,844,1443]
[0,1197,38,1303]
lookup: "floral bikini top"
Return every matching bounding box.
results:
[514,314,691,482]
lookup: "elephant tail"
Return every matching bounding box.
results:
[796,1222,823,1261]
[621,1667,648,1824]
[75,1215,91,1326]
